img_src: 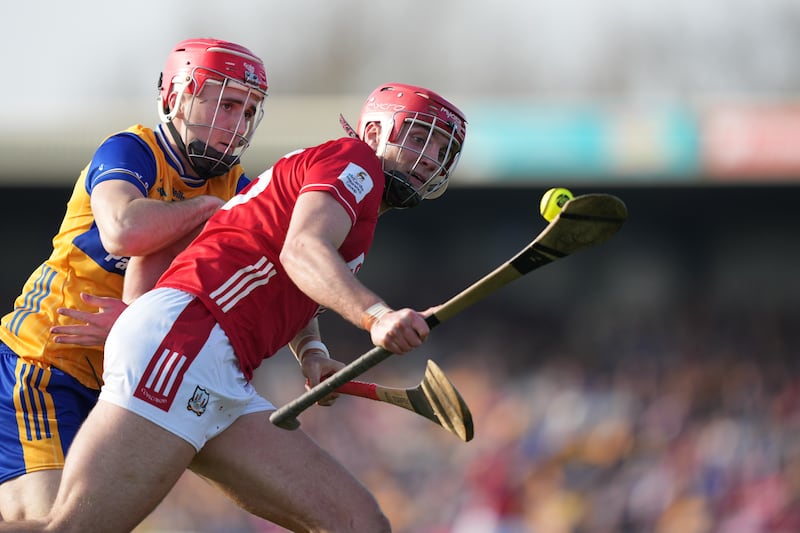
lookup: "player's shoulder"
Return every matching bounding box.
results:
[123,124,155,137]
[316,137,375,158]
[98,125,154,151]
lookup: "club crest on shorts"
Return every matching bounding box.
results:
[187,386,210,416]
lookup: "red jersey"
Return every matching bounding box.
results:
[157,138,383,379]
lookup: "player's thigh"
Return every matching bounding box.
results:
[191,410,390,532]
[48,400,196,533]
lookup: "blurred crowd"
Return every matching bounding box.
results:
[134,299,799,533]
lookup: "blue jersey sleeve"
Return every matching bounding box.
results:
[84,132,158,197]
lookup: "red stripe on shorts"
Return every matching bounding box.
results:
[133,297,217,411]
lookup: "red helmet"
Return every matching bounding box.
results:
[355,83,467,206]
[157,38,268,179]
[357,83,466,151]
[158,38,268,118]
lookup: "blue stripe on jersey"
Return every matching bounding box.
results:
[9,265,56,335]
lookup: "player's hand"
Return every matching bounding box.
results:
[303,354,345,406]
[370,308,429,354]
[50,293,127,347]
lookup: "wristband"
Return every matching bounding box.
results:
[360,302,392,331]
[297,340,329,364]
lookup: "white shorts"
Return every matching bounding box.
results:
[100,287,274,451]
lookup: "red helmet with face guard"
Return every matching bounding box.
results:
[156,38,268,179]
[356,83,466,149]
[158,38,268,119]
[353,83,467,207]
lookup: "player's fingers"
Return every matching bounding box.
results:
[79,292,103,305]
[423,304,442,316]
[56,307,94,321]
[304,374,340,406]
[79,292,116,306]
[79,293,128,317]
[373,310,429,353]
[50,324,95,334]
[385,334,416,354]
[50,327,103,345]
[315,392,339,407]
[396,319,428,351]
[409,323,428,343]
[53,322,104,333]
[51,335,99,347]
[412,312,430,339]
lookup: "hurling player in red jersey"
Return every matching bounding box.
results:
[4,84,467,532]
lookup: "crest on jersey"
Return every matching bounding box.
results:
[187,386,210,416]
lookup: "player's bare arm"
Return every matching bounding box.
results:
[120,225,204,303]
[52,199,209,347]
[281,191,429,353]
[91,179,223,257]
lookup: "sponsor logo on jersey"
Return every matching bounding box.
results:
[103,253,129,272]
[338,162,373,203]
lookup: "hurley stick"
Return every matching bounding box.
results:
[271,193,627,430]
[338,359,473,442]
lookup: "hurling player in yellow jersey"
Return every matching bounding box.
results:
[0,38,268,520]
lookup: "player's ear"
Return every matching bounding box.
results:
[362,122,382,150]
[167,92,184,119]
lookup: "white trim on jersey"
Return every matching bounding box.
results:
[209,256,277,313]
[299,183,358,221]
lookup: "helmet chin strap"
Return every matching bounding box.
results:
[165,121,234,179]
[185,139,238,178]
[383,170,421,209]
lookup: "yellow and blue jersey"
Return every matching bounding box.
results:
[0,124,251,390]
